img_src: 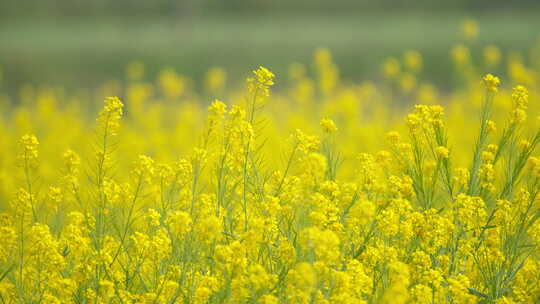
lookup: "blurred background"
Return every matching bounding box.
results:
[1,0,539,94]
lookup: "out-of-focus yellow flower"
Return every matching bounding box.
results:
[166,211,192,238]
[314,48,339,95]
[399,73,417,93]
[320,118,338,133]
[382,57,401,79]
[461,18,479,41]
[486,120,496,133]
[403,50,423,73]
[205,67,227,94]
[19,134,39,165]
[482,74,500,92]
[435,146,450,159]
[159,68,187,99]
[451,44,471,66]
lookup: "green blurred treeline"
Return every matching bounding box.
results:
[2,0,539,18]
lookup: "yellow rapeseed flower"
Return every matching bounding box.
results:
[320,118,338,133]
[482,74,501,92]
[435,146,450,159]
[461,18,479,41]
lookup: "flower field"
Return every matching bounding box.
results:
[1,22,540,303]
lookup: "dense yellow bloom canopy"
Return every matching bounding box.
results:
[2,30,540,303]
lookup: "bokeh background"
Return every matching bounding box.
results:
[1,0,539,94]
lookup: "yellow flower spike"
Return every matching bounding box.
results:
[145,208,161,227]
[165,211,192,238]
[253,66,275,86]
[386,131,401,145]
[208,99,227,120]
[486,120,496,133]
[97,96,124,136]
[320,118,338,133]
[511,85,529,124]
[482,73,501,92]
[99,280,115,298]
[63,149,80,170]
[481,151,495,163]
[406,113,421,132]
[47,186,62,203]
[435,146,450,159]
[247,66,275,98]
[18,134,39,165]
[486,144,498,153]
[519,139,531,150]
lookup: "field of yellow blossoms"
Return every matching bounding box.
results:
[1,22,540,304]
